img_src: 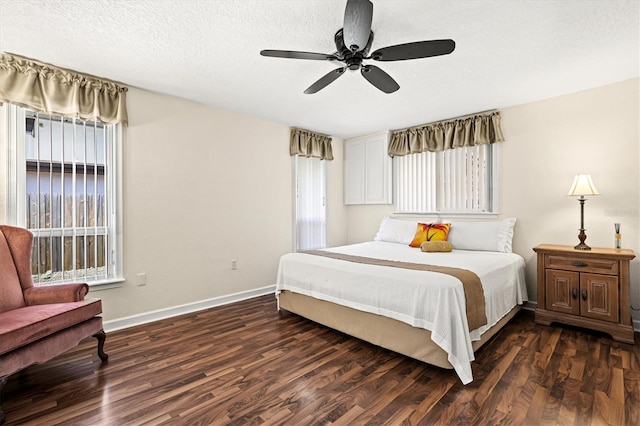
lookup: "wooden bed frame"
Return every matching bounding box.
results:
[279,290,521,369]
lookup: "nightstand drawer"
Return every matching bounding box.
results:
[545,255,618,275]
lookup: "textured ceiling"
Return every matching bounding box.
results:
[0,0,638,139]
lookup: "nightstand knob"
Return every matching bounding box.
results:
[581,289,588,301]
[572,288,578,299]
[571,261,588,267]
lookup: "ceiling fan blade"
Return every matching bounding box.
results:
[304,68,346,94]
[371,39,456,61]
[260,50,339,61]
[360,65,400,93]
[343,0,373,52]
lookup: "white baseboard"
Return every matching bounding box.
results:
[521,300,640,333]
[103,285,276,333]
[103,292,640,335]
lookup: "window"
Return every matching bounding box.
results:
[0,104,123,287]
[394,144,497,214]
[293,156,326,251]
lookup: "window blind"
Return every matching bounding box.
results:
[394,144,494,214]
[294,156,326,251]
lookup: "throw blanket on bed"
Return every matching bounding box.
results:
[304,250,487,331]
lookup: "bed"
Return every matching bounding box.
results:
[275,217,528,384]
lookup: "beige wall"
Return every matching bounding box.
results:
[345,78,640,320]
[93,87,347,321]
[94,79,638,325]
[501,78,639,315]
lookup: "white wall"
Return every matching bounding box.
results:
[92,87,347,322]
[345,78,640,320]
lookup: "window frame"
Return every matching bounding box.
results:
[0,104,124,290]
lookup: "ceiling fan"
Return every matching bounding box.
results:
[260,0,455,94]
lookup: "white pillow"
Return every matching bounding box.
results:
[447,218,516,253]
[373,217,419,244]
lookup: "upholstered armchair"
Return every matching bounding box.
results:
[0,225,108,424]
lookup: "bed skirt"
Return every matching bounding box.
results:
[278,290,521,370]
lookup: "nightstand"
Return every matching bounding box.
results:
[533,244,636,343]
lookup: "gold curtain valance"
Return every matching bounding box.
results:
[388,111,504,157]
[0,53,128,126]
[290,128,334,160]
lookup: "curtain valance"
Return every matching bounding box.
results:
[0,53,128,126]
[388,111,504,157]
[290,128,334,160]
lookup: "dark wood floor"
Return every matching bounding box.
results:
[3,295,640,425]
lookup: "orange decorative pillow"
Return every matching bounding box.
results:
[409,223,451,247]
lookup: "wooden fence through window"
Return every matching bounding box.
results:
[26,193,106,281]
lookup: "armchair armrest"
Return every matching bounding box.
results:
[23,283,89,305]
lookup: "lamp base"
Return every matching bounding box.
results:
[575,228,591,251]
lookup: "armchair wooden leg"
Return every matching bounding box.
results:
[93,330,109,362]
[0,376,7,425]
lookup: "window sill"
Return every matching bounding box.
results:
[392,212,500,220]
[87,278,125,291]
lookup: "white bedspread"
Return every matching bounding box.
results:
[275,241,527,384]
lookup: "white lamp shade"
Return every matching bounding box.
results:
[567,174,600,196]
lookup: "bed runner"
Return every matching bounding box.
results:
[303,250,487,331]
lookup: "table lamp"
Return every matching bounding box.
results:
[567,174,599,250]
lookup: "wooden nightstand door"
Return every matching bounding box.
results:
[545,269,579,315]
[580,273,619,323]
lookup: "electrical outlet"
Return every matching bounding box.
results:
[231,259,237,270]
[137,273,147,286]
